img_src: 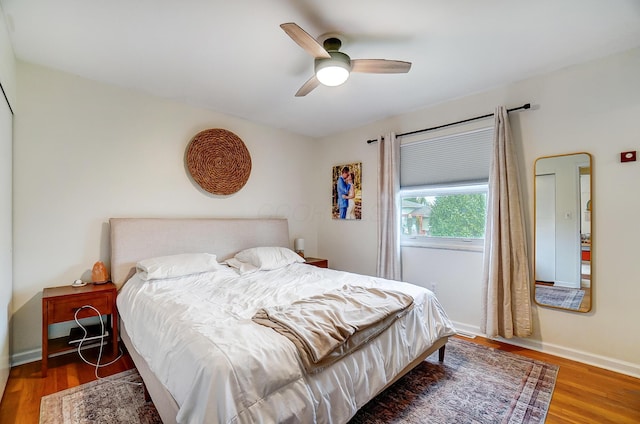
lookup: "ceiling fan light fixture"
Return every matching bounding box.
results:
[281,23,412,96]
[316,65,349,86]
[315,52,351,87]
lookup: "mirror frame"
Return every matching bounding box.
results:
[533,152,593,312]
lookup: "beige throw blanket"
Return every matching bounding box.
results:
[252,285,414,373]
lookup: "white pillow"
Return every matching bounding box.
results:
[233,246,304,271]
[136,253,223,281]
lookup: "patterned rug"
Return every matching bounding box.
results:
[40,339,558,424]
[39,369,161,424]
[349,338,558,423]
[535,285,585,310]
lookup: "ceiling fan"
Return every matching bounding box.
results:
[280,22,412,97]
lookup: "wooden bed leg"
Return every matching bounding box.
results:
[438,345,446,362]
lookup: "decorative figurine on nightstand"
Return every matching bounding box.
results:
[91,261,110,284]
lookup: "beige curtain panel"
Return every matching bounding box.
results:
[377,132,401,281]
[481,106,533,338]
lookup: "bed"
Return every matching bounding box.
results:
[110,218,456,424]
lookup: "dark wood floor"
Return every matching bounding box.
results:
[1,337,639,423]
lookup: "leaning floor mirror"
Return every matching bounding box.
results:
[534,152,592,312]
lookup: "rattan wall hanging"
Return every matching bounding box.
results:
[186,128,252,195]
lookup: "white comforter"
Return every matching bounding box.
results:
[117,263,456,424]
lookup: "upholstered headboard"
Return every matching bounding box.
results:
[109,218,290,289]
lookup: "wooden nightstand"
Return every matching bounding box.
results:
[41,282,118,377]
[304,257,328,268]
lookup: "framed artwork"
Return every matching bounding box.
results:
[332,162,362,220]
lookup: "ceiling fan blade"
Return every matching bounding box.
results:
[295,75,320,97]
[351,59,412,74]
[280,23,331,59]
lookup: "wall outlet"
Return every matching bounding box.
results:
[430,282,437,294]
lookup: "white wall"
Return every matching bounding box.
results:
[0,6,15,108]
[0,3,15,399]
[317,47,640,377]
[11,61,321,363]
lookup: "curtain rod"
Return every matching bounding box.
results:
[366,103,531,144]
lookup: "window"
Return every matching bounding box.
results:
[400,183,487,250]
[399,127,493,251]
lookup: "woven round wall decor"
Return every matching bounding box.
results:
[186,128,252,195]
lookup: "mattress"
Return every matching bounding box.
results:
[117,263,456,424]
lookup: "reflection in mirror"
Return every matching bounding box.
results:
[534,152,592,312]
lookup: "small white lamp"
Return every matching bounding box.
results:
[294,238,305,258]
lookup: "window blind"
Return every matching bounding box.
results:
[400,127,494,188]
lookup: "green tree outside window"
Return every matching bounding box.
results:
[429,194,486,238]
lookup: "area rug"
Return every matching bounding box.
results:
[535,285,585,310]
[40,339,558,424]
[349,338,558,423]
[39,369,161,424]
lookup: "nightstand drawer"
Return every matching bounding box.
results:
[47,293,113,322]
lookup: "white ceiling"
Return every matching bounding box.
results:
[2,0,639,138]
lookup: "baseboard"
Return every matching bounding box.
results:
[11,340,109,368]
[554,280,580,289]
[451,321,640,379]
[11,348,41,367]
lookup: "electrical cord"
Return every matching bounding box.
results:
[73,305,141,386]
